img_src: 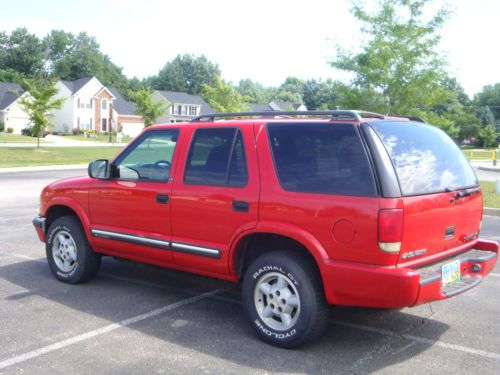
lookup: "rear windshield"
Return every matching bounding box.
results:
[267,123,377,196]
[370,121,478,196]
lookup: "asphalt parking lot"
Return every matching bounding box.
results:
[0,169,499,374]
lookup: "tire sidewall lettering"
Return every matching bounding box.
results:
[252,265,299,287]
[48,224,79,278]
[254,319,297,340]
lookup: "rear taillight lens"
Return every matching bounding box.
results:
[378,208,403,253]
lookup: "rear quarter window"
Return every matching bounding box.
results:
[267,123,377,197]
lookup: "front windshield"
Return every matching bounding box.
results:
[370,121,478,196]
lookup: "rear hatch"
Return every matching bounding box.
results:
[370,121,482,264]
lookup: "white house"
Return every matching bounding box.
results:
[249,101,308,112]
[0,82,31,134]
[153,90,213,123]
[51,77,116,133]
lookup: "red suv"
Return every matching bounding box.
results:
[33,110,498,347]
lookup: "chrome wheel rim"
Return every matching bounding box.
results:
[254,272,301,331]
[52,230,77,273]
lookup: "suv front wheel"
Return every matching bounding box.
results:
[46,215,101,284]
[242,250,329,348]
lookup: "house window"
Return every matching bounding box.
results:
[177,105,182,115]
[102,118,107,132]
[102,99,108,110]
[77,98,81,108]
[189,106,198,116]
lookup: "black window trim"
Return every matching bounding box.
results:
[265,122,379,198]
[183,127,249,188]
[111,128,180,183]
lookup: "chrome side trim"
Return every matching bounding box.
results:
[171,242,221,259]
[90,229,221,258]
[91,229,170,250]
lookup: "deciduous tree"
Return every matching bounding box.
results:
[128,88,167,127]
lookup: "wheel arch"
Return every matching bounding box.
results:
[229,223,329,286]
[44,198,91,240]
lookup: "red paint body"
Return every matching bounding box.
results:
[34,117,499,308]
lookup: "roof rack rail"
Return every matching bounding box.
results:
[387,114,426,123]
[191,110,386,123]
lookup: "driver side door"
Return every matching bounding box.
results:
[88,129,181,263]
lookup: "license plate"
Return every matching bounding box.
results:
[442,259,461,286]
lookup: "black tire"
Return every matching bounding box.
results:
[46,215,101,284]
[242,250,329,348]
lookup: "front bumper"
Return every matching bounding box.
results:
[33,215,47,242]
[322,240,499,308]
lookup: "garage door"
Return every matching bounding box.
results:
[6,116,31,134]
[122,122,144,137]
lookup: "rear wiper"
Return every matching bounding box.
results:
[449,187,481,201]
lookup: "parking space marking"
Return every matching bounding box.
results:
[0,289,221,370]
[332,320,500,361]
[2,250,500,363]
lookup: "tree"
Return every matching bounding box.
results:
[152,54,221,95]
[478,124,498,148]
[19,80,64,148]
[274,76,305,103]
[474,83,500,127]
[201,77,250,113]
[330,0,450,115]
[237,79,273,103]
[0,28,46,77]
[128,88,167,127]
[48,31,129,95]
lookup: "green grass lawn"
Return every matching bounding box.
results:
[0,133,48,143]
[62,134,132,143]
[0,147,123,168]
[481,181,500,208]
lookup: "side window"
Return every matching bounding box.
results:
[267,123,377,196]
[184,128,248,187]
[114,129,179,182]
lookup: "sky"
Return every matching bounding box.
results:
[2,0,500,97]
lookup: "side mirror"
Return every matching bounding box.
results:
[88,159,111,179]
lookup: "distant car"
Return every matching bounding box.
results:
[33,110,498,348]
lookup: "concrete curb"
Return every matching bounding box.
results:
[478,166,500,173]
[484,207,500,217]
[0,164,87,173]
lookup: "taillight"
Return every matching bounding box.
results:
[378,208,403,253]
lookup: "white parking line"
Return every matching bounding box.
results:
[491,273,500,277]
[332,320,500,360]
[0,289,220,370]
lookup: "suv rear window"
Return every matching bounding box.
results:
[370,121,478,196]
[267,123,377,196]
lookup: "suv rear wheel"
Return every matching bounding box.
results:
[242,250,329,348]
[46,215,101,284]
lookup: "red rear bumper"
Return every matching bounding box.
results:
[322,240,499,308]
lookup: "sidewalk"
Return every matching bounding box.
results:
[0,134,126,148]
[0,164,87,174]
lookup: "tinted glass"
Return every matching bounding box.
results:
[185,128,248,186]
[115,130,179,181]
[370,121,478,196]
[267,123,377,196]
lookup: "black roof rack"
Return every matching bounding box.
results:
[191,110,386,123]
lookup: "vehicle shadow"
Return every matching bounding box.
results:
[0,257,449,374]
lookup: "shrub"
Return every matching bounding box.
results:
[6,127,14,133]
[72,128,83,135]
[0,121,4,132]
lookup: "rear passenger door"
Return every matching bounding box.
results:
[170,125,260,275]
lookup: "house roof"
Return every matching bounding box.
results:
[248,103,273,112]
[154,90,213,115]
[108,88,138,116]
[60,77,94,94]
[0,82,25,110]
[270,101,304,111]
